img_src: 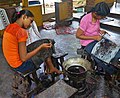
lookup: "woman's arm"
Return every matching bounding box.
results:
[18,41,52,62]
[76,28,102,41]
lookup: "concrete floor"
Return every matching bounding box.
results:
[0,38,14,98]
[40,21,80,59]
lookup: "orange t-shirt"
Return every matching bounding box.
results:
[2,23,28,68]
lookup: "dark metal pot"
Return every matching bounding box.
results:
[63,57,94,89]
[66,64,87,81]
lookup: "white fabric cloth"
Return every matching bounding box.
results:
[26,21,41,46]
[91,38,120,64]
[0,8,10,30]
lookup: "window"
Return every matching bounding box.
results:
[40,0,62,14]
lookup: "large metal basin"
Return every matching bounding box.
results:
[63,57,93,72]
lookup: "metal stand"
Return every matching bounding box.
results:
[51,52,68,82]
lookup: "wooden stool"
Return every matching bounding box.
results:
[11,67,43,98]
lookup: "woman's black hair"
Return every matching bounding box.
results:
[11,9,34,23]
[91,2,110,16]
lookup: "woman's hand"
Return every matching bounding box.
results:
[94,35,102,41]
[99,30,106,36]
[40,43,52,49]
